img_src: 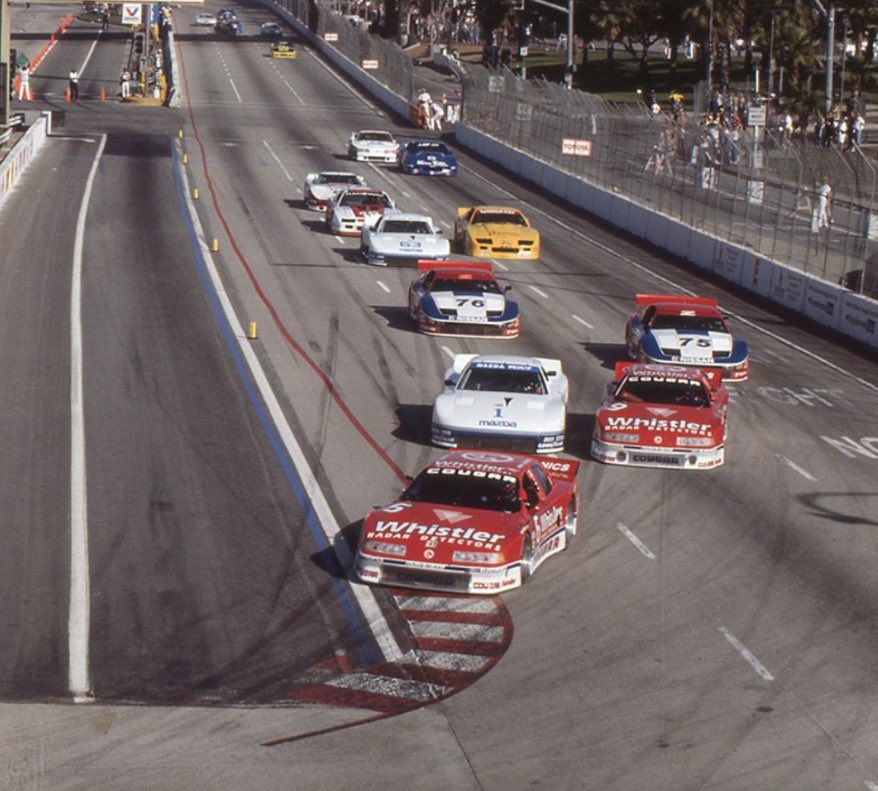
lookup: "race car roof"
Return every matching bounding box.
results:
[635,293,720,313]
[418,259,494,276]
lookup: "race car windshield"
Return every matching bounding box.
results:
[458,366,545,394]
[405,472,520,512]
[318,174,360,185]
[412,143,450,154]
[472,212,527,226]
[381,220,432,234]
[343,193,390,207]
[434,279,501,293]
[618,378,710,407]
[358,133,393,142]
[651,314,727,333]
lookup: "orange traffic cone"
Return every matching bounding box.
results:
[66,86,71,102]
[100,86,106,102]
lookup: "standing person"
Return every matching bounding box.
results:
[120,68,131,98]
[812,180,832,233]
[101,11,109,30]
[17,63,32,101]
[68,68,79,101]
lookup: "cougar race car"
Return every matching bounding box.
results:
[325,187,395,236]
[303,171,365,210]
[348,130,400,163]
[454,206,540,260]
[354,450,580,594]
[360,213,450,266]
[625,294,750,381]
[408,260,520,337]
[270,40,297,58]
[399,139,458,176]
[432,355,567,454]
[591,362,729,470]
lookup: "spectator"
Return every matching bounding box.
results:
[68,68,79,101]
[812,180,832,233]
[120,68,131,98]
[17,63,32,101]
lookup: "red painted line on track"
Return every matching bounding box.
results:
[175,40,407,484]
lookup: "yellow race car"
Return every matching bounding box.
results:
[454,206,540,260]
[271,40,297,59]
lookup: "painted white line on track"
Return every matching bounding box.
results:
[281,78,305,105]
[376,280,391,293]
[441,345,456,360]
[572,313,594,329]
[528,285,548,298]
[718,627,775,681]
[175,142,403,663]
[864,781,878,791]
[304,47,382,112]
[617,523,655,560]
[493,260,509,271]
[70,134,106,703]
[262,140,293,182]
[229,77,242,103]
[775,454,818,481]
[460,163,878,394]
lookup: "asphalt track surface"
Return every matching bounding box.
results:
[3,4,878,790]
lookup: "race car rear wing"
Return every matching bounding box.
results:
[417,259,494,274]
[635,294,719,311]
[614,361,724,388]
[536,457,580,484]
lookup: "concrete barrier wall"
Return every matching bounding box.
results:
[0,114,49,212]
[255,0,878,353]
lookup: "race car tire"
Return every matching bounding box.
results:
[519,534,534,584]
[563,497,577,547]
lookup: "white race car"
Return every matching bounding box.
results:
[360,212,450,266]
[432,354,568,454]
[303,171,366,211]
[195,12,217,25]
[348,130,400,163]
[325,187,395,236]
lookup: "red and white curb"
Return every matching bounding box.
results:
[287,592,512,713]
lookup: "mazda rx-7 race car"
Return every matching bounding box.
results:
[325,187,395,236]
[591,362,729,469]
[360,213,449,266]
[408,260,520,337]
[398,139,458,176]
[625,294,750,381]
[303,171,366,211]
[454,206,540,260]
[432,354,567,454]
[354,450,580,594]
[348,130,400,163]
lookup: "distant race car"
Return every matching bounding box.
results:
[360,212,450,266]
[302,171,365,210]
[325,187,395,236]
[260,21,284,37]
[215,18,242,34]
[195,12,217,25]
[348,130,400,163]
[454,206,540,260]
[625,294,750,381]
[271,40,297,58]
[354,450,580,594]
[399,139,458,176]
[591,362,729,470]
[432,354,567,454]
[408,260,520,338]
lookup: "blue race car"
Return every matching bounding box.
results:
[399,140,458,176]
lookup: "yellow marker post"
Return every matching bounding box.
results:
[247,321,258,340]
[182,153,188,165]
[178,129,184,139]
[193,187,199,200]
[211,238,219,252]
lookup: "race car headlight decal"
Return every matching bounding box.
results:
[676,436,715,447]
[475,237,492,244]
[604,431,639,442]
[452,550,502,564]
[364,540,407,556]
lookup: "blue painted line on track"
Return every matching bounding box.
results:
[169,143,378,667]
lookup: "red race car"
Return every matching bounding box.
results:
[591,362,729,470]
[625,294,750,382]
[355,450,580,594]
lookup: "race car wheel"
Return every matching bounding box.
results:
[519,534,535,584]
[564,497,577,547]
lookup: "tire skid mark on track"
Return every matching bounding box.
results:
[267,591,512,741]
